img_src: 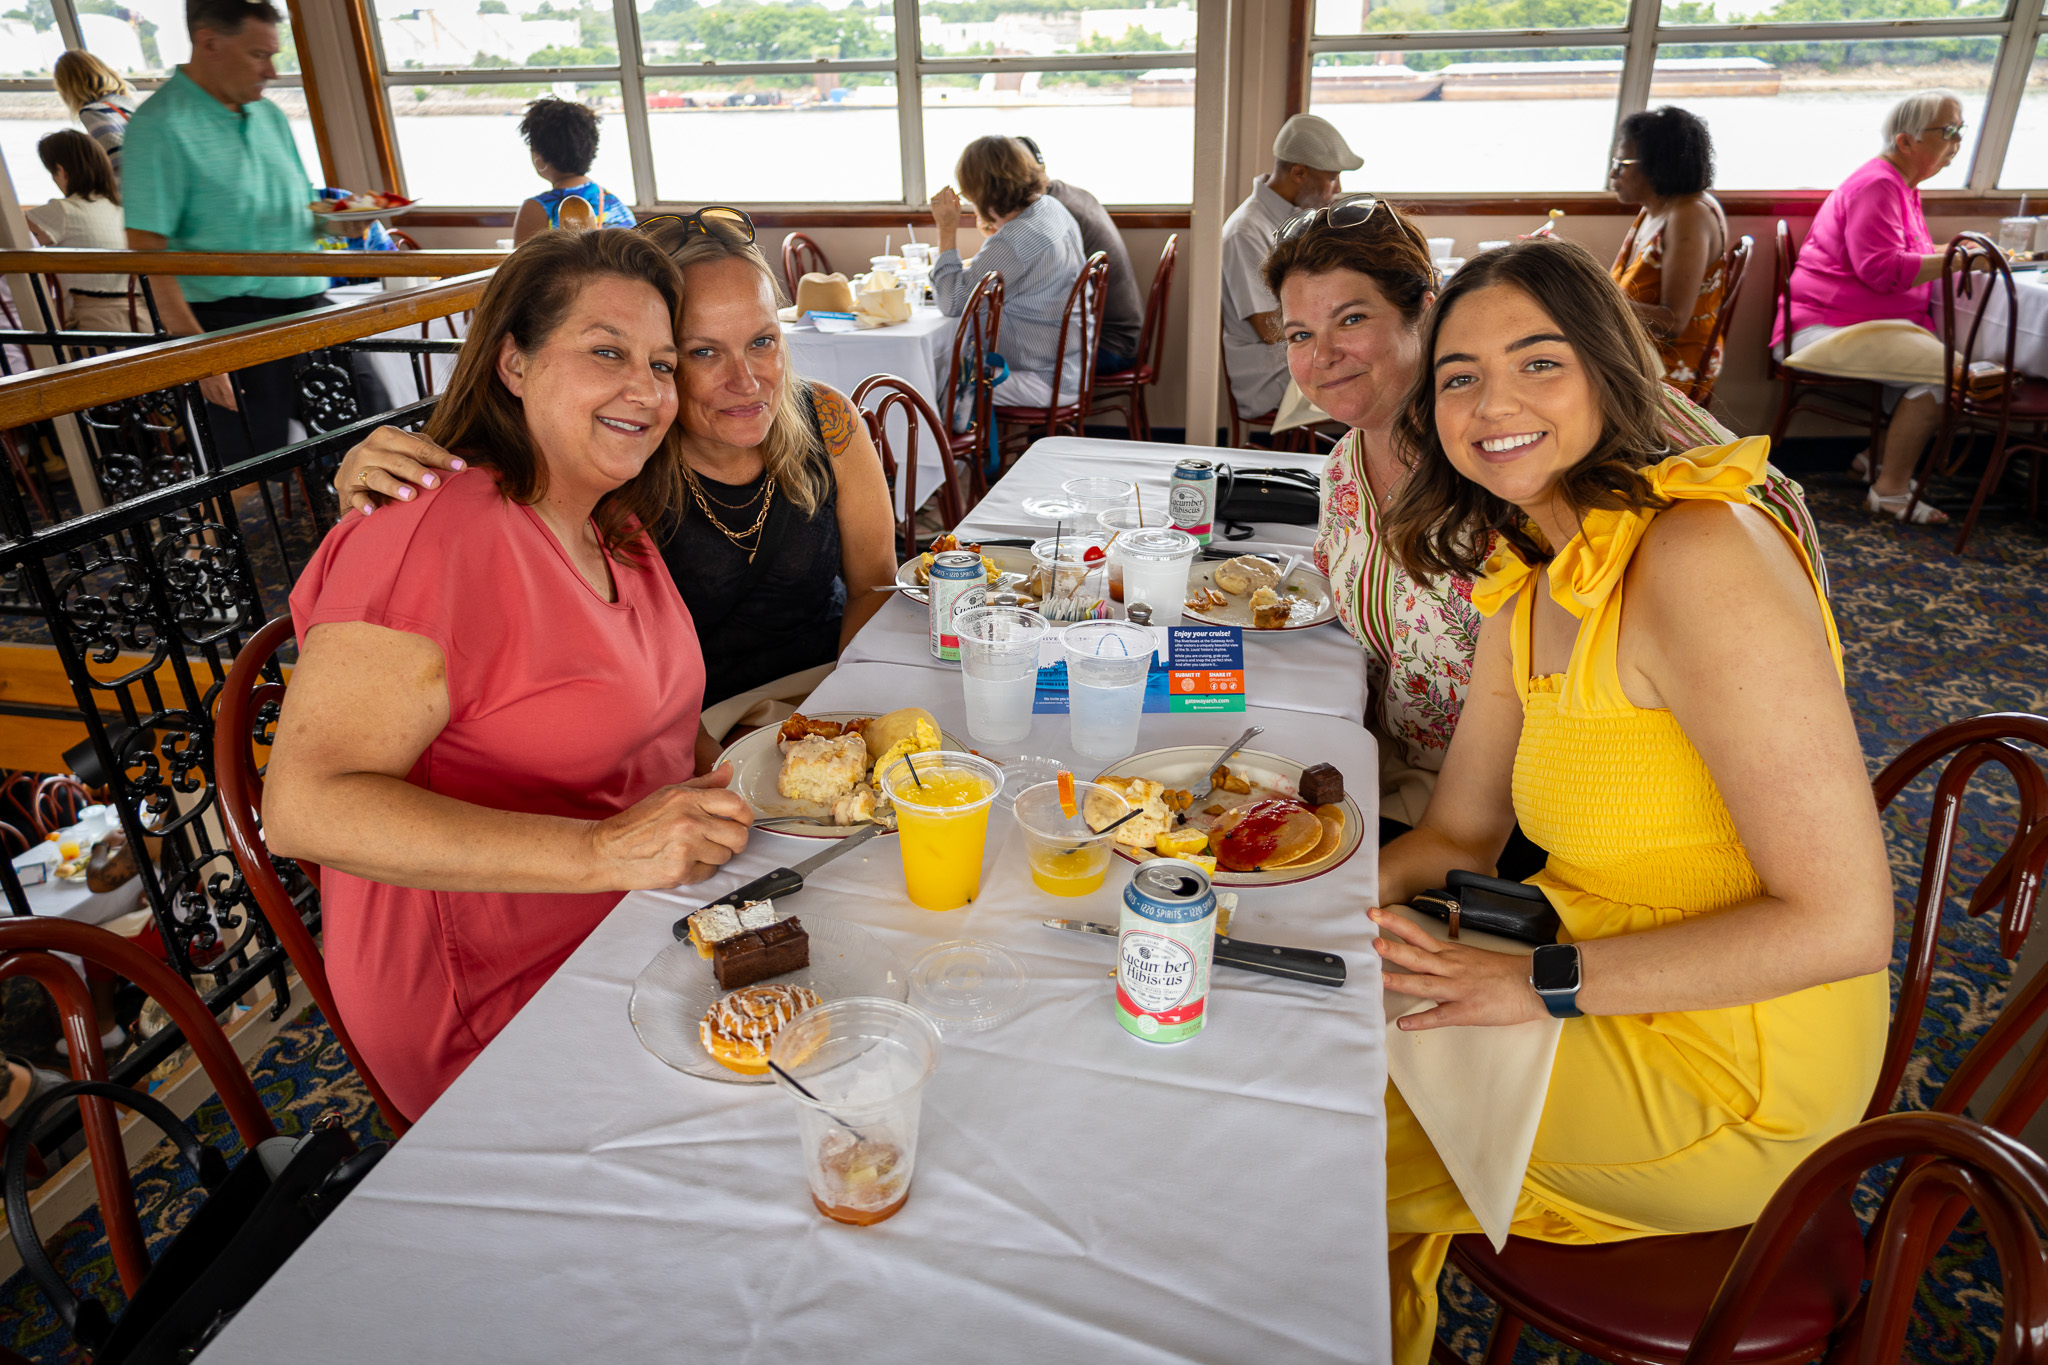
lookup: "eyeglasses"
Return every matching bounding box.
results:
[1924,122,1966,142]
[1276,193,1382,245]
[1015,134,1045,167]
[638,205,757,245]
[1609,156,1638,172]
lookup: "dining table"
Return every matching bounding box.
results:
[200,439,1395,1365]
[1955,263,2048,380]
[783,304,962,520]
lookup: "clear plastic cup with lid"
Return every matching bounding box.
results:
[1116,527,1200,626]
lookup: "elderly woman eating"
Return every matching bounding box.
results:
[1777,88,1977,523]
[331,208,899,726]
[929,135,1087,413]
[266,230,754,1121]
[1609,105,1727,393]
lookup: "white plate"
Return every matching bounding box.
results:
[1183,559,1339,632]
[893,544,1038,606]
[311,200,421,224]
[717,710,969,839]
[1091,746,1364,888]
[629,913,906,1085]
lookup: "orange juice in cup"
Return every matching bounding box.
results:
[885,752,1004,911]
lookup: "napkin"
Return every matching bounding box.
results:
[852,277,912,327]
[1270,378,1333,432]
[1380,904,1562,1250]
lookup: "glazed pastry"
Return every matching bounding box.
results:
[699,983,822,1075]
[779,733,868,805]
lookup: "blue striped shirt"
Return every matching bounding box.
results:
[934,194,1086,400]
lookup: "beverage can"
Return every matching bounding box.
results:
[1169,459,1217,546]
[928,551,984,663]
[1116,860,1217,1043]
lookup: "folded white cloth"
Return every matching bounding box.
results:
[1380,904,1563,1250]
[1270,378,1333,432]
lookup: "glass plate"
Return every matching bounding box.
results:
[629,913,907,1085]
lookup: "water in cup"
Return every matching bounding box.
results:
[1117,527,1199,627]
[885,752,1004,910]
[771,997,942,1226]
[956,605,1048,745]
[1062,620,1155,762]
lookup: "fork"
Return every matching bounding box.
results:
[1189,725,1266,804]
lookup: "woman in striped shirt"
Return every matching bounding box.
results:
[54,50,137,181]
[1266,202,1822,856]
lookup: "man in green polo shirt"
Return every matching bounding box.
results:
[123,0,384,462]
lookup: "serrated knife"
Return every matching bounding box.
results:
[1043,919,1347,988]
[670,822,886,941]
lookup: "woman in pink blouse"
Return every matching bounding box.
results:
[264,230,754,1121]
[1775,89,1973,523]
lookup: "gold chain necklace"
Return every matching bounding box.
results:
[683,464,776,561]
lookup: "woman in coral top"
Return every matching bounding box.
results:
[265,230,754,1122]
[1370,240,1893,1365]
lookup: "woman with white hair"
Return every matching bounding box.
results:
[1772,87,1975,524]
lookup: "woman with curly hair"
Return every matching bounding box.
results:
[1369,238,1891,1364]
[1609,105,1727,392]
[513,96,635,242]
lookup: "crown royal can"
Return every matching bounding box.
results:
[927,550,984,663]
[1117,860,1218,1043]
[1169,458,1217,546]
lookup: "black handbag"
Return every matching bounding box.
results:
[5,1079,386,1364]
[1216,465,1322,540]
[1409,869,1560,946]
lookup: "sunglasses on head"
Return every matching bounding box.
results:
[1276,193,1383,245]
[638,205,757,245]
[1924,122,1966,142]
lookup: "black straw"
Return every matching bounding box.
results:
[905,752,926,789]
[768,1061,866,1139]
[1061,803,1146,855]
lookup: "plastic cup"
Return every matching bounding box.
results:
[1999,217,2036,256]
[1030,533,1108,619]
[1476,240,1512,254]
[1116,527,1199,626]
[1062,619,1155,761]
[1098,506,1171,601]
[1061,476,1137,517]
[770,997,941,1226]
[1437,256,1467,279]
[884,751,1004,911]
[1013,779,1130,898]
[1426,236,1455,261]
[956,606,1048,745]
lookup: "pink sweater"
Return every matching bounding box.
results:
[1774,156,1934,346]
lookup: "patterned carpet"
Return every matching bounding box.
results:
[0,451,2042,1362]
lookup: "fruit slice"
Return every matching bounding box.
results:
[1154,827,1211,858]
[1057,769,1077,820]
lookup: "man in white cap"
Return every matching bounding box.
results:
[1220,113,1363,421]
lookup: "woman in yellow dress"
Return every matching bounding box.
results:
[1371,238,1894,1365]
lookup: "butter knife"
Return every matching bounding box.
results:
[670,822,886,941]
[1043,918,1346,988]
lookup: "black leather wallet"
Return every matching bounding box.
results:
[1408,870,1560,946]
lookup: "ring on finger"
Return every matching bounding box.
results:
[354,468,373,487]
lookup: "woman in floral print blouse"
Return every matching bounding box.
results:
[1264,203,1822,866]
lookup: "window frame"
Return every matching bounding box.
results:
[363,0,1200,210]
[1300,0,2048,194]
[0,0,338,184]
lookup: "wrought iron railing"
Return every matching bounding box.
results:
[0,255,490,1092]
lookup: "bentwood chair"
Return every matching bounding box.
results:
[0,771,38,843]
[1912,231,2048,553]
[1089,233,1179,442]
[1683,233,1753,408]
[32,776,91,839]
[1439,711,2048,1365]
[214,614,412,1137]
[995,252,1110,459]
[781,232,833,301]
[853,374,972,560]
[941,270,1004,505]
[1766,220,1892,452]
[0,917,280,1300]
[1221,342,1315,453]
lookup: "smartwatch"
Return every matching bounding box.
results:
[1530,943,1583,1019]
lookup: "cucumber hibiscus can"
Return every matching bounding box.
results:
[1116,860,1217,1043]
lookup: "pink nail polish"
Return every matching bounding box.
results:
[423,474,437,488]
[450,458,466,470]
[362,503,374,517]
[400,487,413,500]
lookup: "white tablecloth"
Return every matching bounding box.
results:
[1956,268,2048,379]
[784,307,961,519]
[844,437,1368,725]
[205,664,1391,1365]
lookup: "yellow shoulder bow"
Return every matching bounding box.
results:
[1470,438,1769,621]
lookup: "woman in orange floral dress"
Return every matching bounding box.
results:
[1610,106,1728,394]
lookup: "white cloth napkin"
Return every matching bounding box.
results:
[1380,904,1562,1250]
[1270,378,1333,432]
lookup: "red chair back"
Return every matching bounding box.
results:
[1685,233,1751,407]
[33,776,90,838]
[1131,233,1179,386]
[996,252,1110,447]
[1771,219,1796,381]
[1939,231,2022,416]
[0,918,279,1296]
[781,232,832,301]
[0,771,36,844]
[213,614,412,1136]
[942,269,1004,500]
[853,374,969,559]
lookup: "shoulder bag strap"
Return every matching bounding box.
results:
[4,1080,227,1349]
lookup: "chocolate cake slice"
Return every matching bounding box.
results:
[712,916,812,990]
[1297,763,1345,807]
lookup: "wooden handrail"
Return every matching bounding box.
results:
[0,248,507,277]
[0,271,489,430]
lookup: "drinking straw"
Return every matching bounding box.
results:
[885,235,891,257]
[907,222,919,245]
[905,751,926,789]
[768,1061,869,1139]
[2021,195,2031,218]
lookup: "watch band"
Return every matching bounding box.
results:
[1532,943,1583,1020]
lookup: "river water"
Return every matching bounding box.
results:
[4,85,2042,219]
